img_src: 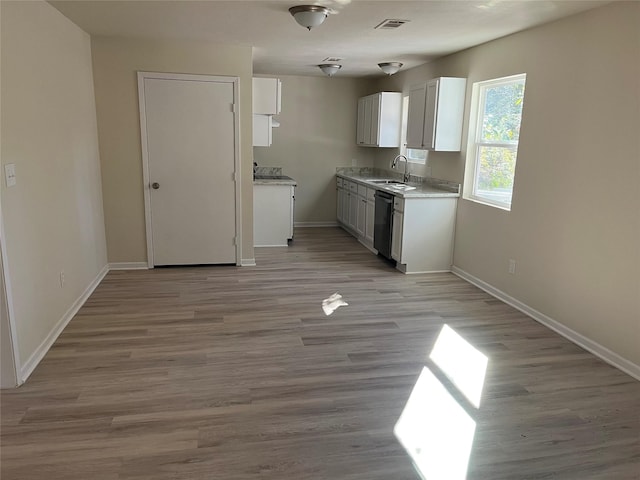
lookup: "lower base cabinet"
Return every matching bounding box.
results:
[391,196,457,273]
[337,177,457,273]
[254,184,294,246]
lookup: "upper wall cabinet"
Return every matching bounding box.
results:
[406,77,467,151]
[356,92,402,148]
[253,77,282,115]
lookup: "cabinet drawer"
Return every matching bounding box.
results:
[358,184,368,197]
[349,182,358,193]
[393,197,404,212]
[366,188,376,201]
[337,177,343,188]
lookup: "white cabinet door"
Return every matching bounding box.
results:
[253,77,281,115]
[391,210,403,262]
[356,92,402,147]
[253,114,272,146]
[356,196,366,237]
[429,77,466,151]
[407,77,466,151]
[254,184,293,247]
[349,194,358,231]
[341,188,350,225]
[423,80,439,150]
[348,187,358,231]
[365,199,375,245]
[363,96,373,145]
[369,94,380,145]
[336,186,344,223]
[356,97,366,145]
[406,83,427,149]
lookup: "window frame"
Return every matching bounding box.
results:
[464,73,526,211]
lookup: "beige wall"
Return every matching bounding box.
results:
[91,37,254,263]
[1,1,107,367]
[253,75,376,224]
[376,2,640,366]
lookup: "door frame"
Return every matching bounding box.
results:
[0,211,22,387]
[137,72,242,268]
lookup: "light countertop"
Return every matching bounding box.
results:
[253,175,297,186]
[337,172,459,199]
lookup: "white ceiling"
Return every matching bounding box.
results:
[50,0,612,77]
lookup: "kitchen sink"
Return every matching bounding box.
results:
[370,179,405,185]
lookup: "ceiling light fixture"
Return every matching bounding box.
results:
[318,64,342,77]
[289,5,330,30]
[378,62,403,75]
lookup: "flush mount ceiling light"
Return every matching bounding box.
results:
[318,64,342,76]
[289,5,330,30]
[378,62,403,75]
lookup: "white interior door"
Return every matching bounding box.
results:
[140,74,238,266]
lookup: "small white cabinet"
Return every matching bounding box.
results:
[391,195,457,273]
[253,77,282,115]
[253,114,272,147]
[348,181,358,231]
[356,92,402,147]
[336,178,344,223]
[391,198,404,262]
[364,188,375,245]
[406,77,466,151]
[254,184,294,247]
[336,180,375,248]
[253,77,282,147]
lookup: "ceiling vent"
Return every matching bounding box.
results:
[374,19,410,30]
[322,57,343,63]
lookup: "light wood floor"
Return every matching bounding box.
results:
[1,228,639,479]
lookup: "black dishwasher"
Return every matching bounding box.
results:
[374,191,394,259]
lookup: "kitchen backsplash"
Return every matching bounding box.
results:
[254,166,282,176]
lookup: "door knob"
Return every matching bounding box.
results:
[151,182,160,190]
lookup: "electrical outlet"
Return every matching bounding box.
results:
[59,270,65,288]
[508,259,516,275]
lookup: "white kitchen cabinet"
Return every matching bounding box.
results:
[406,83,427,150]
[336,178,344,223]
[253,114,272,147]
[391,210,403,262]
[356,92,402,147]
[348,181,358,231]
[254,184,294,247]
[391,196,457,273]
[357,197,366,237]
[253,77,281,115]
[406,77,466,151]
[365,188,375,246]
[341,187,350,226]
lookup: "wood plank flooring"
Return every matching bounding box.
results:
[2,227,639,479]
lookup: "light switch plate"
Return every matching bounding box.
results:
[4,163,16,187]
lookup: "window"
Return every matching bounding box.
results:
[400,96,428,164]
[464,74,526,210]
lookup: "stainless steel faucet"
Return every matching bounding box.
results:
[392,154,410,183]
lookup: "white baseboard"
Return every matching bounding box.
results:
[294,222,339,228]
[451,266,640,381]
[20,264,109,382]
[108,262,148,270]
[241,258,256,267]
